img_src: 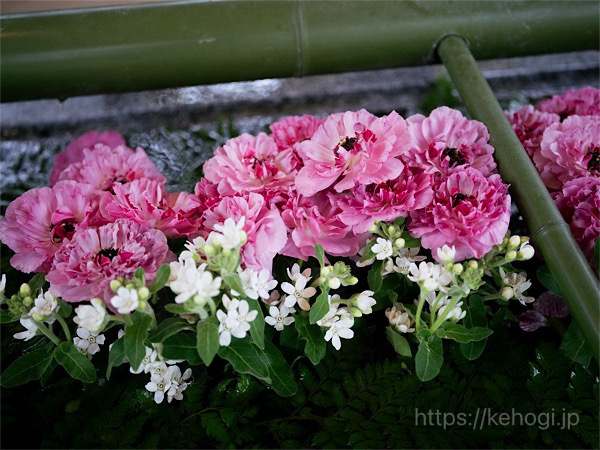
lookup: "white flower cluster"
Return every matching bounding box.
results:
[216,295,258,346]
[131,344,192,404]
[13,289,59,341]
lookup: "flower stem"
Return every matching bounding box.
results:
[32,319,61,346]
[53,312,72,341]
[414,291,427,332]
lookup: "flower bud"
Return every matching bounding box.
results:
[517,245,535,260]
[125,283,134,290]
[467,260,478,270]
[203,244,217,256]
[508,235,521,249]
[346,276,359,286]
[349,306,363,318]
[387,225,396,235]
[328,278,341,290]
[110,279,122,292]
[23,296,33,306]
[394,238,405,249]
[321,266,332,276]
[452,263,463,275]
[505,250,517,261]
[137,300,147,310]
[19,283,31,298]
[138,287,150,301]
[31,312,45,322]
[501,286,514,300]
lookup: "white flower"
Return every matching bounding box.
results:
[407,261,452,293]
[30,290,58,320]
[254,268,278,300]
[74,298,106,332]
[73,327,106,355]
[372,238,394,260]
[13,317,38,341]
[437,301,467,322]
[281,275,316,311]
[228,299,258,340]
[130,345,159,374]
[145,370,172,404]
[213,217,247,249]
[385,305,415,334]
[500,268,534,305]
[110,286,139,314]
[354,290,376,315]
[317,307,354,351]
[235,267,259,299]
[0,273,6,295]
[170,260,222,305]
[287,263,312,282]
[265,304,295,331]
[437,245,456,265]
[392,248,427,275]
[517,242,535,260]
[216,308,240,346]
[166,366,193,403]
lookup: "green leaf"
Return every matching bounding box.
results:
[162,333,203,365]
[0,347,54,387]
[148,264,170,293]
[314,243,325,266]
[460,295,489,360]
[164,304,189,315]
[134,267,146,283]
[309,287,330,324]
[218,338,271,383]
[0,309,19,323]
[537,265,563,297]
[106,337,126,380]
[222,272,245,295]
[359,239,377,263]
[148,317,194,343]
[560,321,593,369]
[27,272,47,295]
[124,311,153,371]
[415,335,443,382]
[295,314,327,365]
[53,342,96,383]
[246,298,265,350]
[435,323,493,343]
[196,317,219,366]
[367,259,384,293]
[57,300,73,318]
[386,326,412,357]
[259,340,298,397]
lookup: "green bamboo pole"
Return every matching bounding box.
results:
[1,0,598,102]
[437,35,600,362]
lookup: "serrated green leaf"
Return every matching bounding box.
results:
[435,323,493,343]
[367,259,384,293]
[560,321,593,368]
[148,264,170,293]
[309,287,330,324]
[148,317,194,343]
[295,314,327,365]
[124,311,152,371]
[386,326,412,357]
[314,244,325,266]
[162,333,203,365]
[246,298,265,350]
[196,317,219,366]
[218,338,271,383]
[222,272,245,296]
[537,265,563,297]
[53,342,96,383]
[106,337,126,380]
[415,335,443,382]
[0,347,54,387]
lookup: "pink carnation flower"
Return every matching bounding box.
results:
[202,133,298,196]
[194,179,223,211]
[0,181,98,273]
[47,219,170,304]
[99,179,202,238]
[408,167,511,261]
[333,168,433,234]
[505,105,560,157]
[553,176,600,267]
[55,144,166,192]
[295,109,411,196]
[280,191,364,260]
[405,106,497,177]
[537,86,600,118]
[269,114,324,150]
[50,131,126,185]
[201,193,287,274]
[536,115,600,190]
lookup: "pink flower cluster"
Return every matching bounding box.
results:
[506,86,600,266]
[199,107,509,262]
[1,107,511,307]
